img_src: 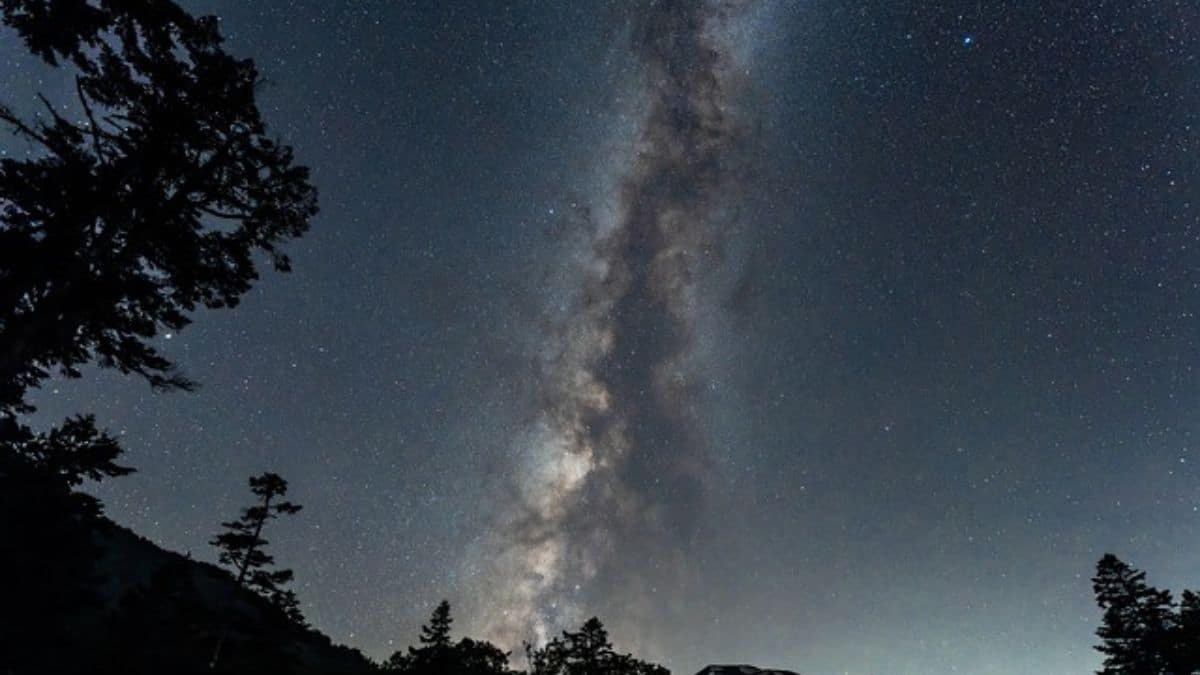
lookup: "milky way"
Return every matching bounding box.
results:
[473,0,757,649]
[12,2,1195,672]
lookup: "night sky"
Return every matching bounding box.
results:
[4,2,1200,674]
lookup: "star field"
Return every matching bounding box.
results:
[3,2,1199,674]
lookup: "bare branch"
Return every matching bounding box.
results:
[35,93,68,126]
[75,77,111,161]
[0,105,51,147]
[198,206,250,221]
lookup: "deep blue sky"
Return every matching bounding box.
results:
[5,2,1200,674]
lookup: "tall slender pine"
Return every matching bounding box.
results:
[209,472,303,668]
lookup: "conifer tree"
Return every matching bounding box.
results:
[421,600,454,648]
[386,601,457,673]
[209,472,304,668]
[212,473,304,620]
[1093,554,1177,675]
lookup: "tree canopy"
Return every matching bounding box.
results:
[0,0,317,414]
[1093,553,1200,675]
[527,618,670,675]
[385,601,515,675]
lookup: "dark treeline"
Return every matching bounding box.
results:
[0,1,1197,675]
[382,601,667,675]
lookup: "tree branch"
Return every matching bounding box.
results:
[198,206,251,221]
[0,105,51,148]
[75,77,111,162]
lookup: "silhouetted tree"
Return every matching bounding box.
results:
[456,637,515,675]
[422,600,454,648]
[1175,590,1200,674]
[526,617,669,675]
[385,601,514,675]
[0,0,317,413]
[0,415,132,668]
[0,1,315,667]
[1093,554,1182,675]
[209,472,304,667]
[212,472,304,619]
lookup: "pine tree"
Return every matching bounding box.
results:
[386,601,457,673]
[421,600,454,648]
[209,472,304,668]
[1093,554,1177,675]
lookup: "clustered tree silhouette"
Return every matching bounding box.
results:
[1093,553,1200,674]
[384,601,515,675]
[383,603,665,675]
[0,0,315,668]
[526,617,669,675]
